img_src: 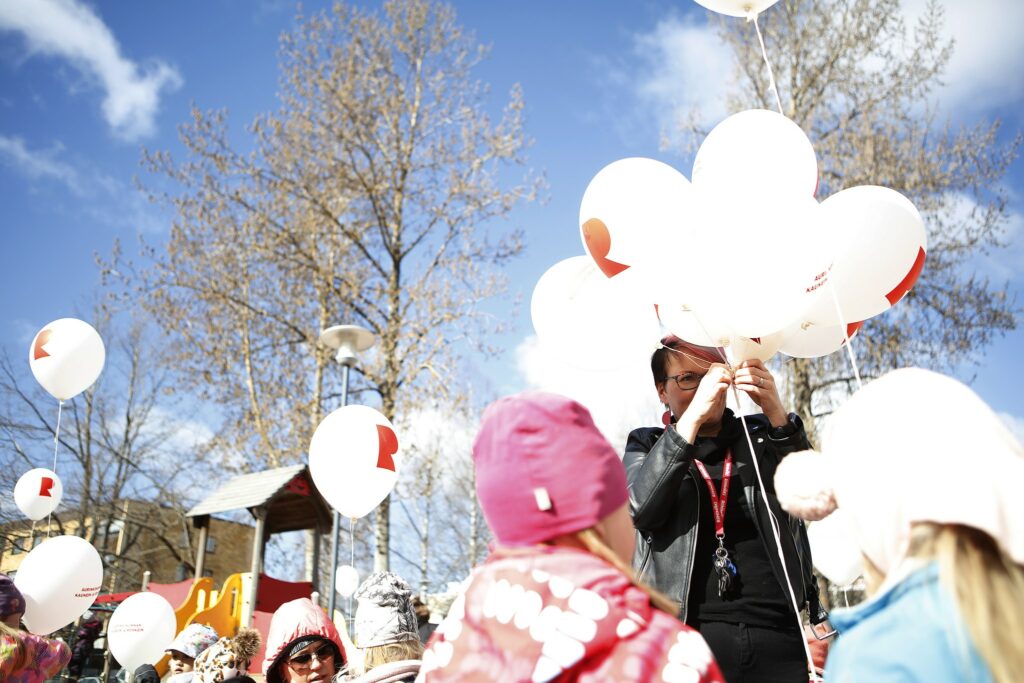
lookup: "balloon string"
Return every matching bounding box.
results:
[46,399,64,538]
[752,13,785,116]
[349,516,355,638]
[825,278,864,390]
[684,310,819,681]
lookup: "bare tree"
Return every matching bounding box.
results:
[392,403,487,594]
[678,0,1020,434]
[0,313,214,590]
[120,0,538,571]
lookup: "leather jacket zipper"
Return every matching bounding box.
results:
[681,461,700,624]
[637,532,654,578]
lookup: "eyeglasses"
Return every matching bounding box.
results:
[666,372,706,391]
[287,643,335,670]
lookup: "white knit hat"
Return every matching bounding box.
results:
[354,571,419,648]
[775,367,1024,576]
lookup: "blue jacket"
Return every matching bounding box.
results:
[825,562,991,682]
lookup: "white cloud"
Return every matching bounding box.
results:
[148,406,215,456]
[0,134,170,231]
[0,0,182,140]
[628,1,1024,142]
[628,15,733,145]
[933,191,1024,283]
[0,134,83,194]
[999,412,1024,444]
[902,0,1024,113]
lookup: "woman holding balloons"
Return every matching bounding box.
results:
[624,335,829,682]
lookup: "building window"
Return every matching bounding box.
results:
[205,537,217,554]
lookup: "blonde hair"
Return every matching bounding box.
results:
[575,528,680,615]
[0,621,28,672]
[907,523,1024,683]
[360,639,424,673]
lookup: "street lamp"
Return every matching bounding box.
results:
[319,324,375,622]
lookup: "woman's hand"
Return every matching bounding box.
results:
[732,359,788,427]
[675,363,732,442]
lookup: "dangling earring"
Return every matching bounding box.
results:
[662,406,673,426]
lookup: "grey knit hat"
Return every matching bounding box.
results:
[353,571,418,648]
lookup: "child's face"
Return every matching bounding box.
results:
[169,651,196,674]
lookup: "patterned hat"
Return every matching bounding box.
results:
[354,571,419,648]
[0,573,26,619]
[166,623,219,660]
[193,629,262,683]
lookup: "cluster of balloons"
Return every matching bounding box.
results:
[9,318,108,636]
[309,404,403,520]
[534,109,926,368]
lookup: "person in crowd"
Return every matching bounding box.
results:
[0,572,71,682]
[167,622,220,682]
[411,597,435,645]
[68,609,102,679]
[192,627,261,683]
[133,664,161,683]
[774,367,1024,683]
[624,335,829,682]
[340,571,422,682]
[262,597,349,683]
[418,391,724,682]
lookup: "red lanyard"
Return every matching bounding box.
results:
[693,450,732,538]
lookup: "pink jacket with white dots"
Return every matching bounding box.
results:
[416,546,723,683]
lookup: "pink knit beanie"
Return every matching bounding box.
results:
[473,391,629,547]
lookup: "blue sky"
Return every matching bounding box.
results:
[1,0,1022,453]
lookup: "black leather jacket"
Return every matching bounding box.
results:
[624,411,828,625]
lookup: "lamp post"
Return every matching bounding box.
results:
[319,324,376,622]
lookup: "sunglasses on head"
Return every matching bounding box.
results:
[287,642,335,668]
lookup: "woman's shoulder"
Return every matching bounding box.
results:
[625,426,666,451]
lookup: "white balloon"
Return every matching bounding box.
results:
[309,405,402,519]
[693,109,817,199]
[579,158,694,276]
[531,257,662,370]
[14,468,63,521]
[28,318,106,401]
[807,509,864,586]
[108,592,177,672]
[724,329,787,364]
[336,565,360,598]
[14,535,103,634]
[781,321,863,359]
[683,191,828,338]
[692,0,781,18]
[655,299,734,348]
[802,186,926,326]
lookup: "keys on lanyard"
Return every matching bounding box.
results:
[694,452,738,599]
[714,536,738,598]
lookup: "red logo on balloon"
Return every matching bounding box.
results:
[39,477,55,497]
[33,329,52,360]
[376,425,398,472]
[885,247,926,306]
[582,218,630,278]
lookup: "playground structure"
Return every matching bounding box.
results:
[92,464,355,676]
